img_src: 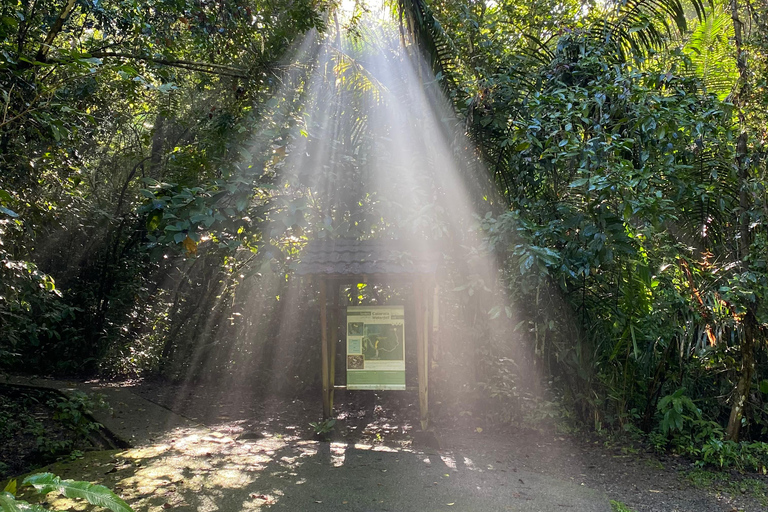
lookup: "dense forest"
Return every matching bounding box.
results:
[2,0,768,473]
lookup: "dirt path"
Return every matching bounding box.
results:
[127,379,768,511]
[7,376,768,512]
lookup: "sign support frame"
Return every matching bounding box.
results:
[317,275,434,429]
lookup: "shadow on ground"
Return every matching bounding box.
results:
[10,377,766,511]
[36,424,608,512]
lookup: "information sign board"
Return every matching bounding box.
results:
[346,306,406,390]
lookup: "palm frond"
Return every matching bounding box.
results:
[396,0,464,90]
[332,48,388,105]
[591,0,710,61]
[682,7,737,99]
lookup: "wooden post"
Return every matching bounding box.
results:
[320,279,330,419]
[423,282,431,428]
[415,280,429,430]
[431,284,439,362]
[328,280,340,417]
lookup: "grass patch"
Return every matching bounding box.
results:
[686,468,720,488]
[610,500,637,512]
[686,468,768,507]
[643,458,664,470]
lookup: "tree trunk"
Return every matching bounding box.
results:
[725,0,755,442]
[35,0,77,62]
[726,310,756,441]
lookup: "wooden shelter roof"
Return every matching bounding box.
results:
[295,239,440,276]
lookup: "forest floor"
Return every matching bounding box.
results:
[3,376,768,512]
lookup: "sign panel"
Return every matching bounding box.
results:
[346,306,406,390]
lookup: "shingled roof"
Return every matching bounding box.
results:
[295,239,440,276]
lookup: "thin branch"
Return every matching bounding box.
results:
[1,84,14,125]
[115,156,152,218]
[0,94,41,129]
[17,0,39,56]
[15,50,249,78]
[86,52,248,78]
[36,0,78,62]
[89,52,244,71]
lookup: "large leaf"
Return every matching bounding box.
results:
[22,474,132,512]
[0,493,48,512]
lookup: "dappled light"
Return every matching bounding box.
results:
[34,421,614,512]
[4,0,768,511]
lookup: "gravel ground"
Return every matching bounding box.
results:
[129,380,768,512]
[7,376,766,512]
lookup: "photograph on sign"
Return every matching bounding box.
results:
[346,306,405,390]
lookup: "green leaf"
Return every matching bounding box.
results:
[189,214,210,224]
[3,481,16,496]
[629,325,639,360]
[514,141,531,151]
[0,189,11,203]
[22,474,132,512]
[0,493,49,512]
[146,211,163,231]
[570,177,589,188]
[22,473,61,495]
[634,263,650,286]
[0,206,18,218]
[759,380,768,394]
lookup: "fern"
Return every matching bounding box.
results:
[683,7,737,99]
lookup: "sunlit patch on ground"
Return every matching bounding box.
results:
[31,420,475,511]
[330,442,346,467]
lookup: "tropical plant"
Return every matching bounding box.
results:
[309,418,337,437]
[1,473,132,512]
[394,0,768,462]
